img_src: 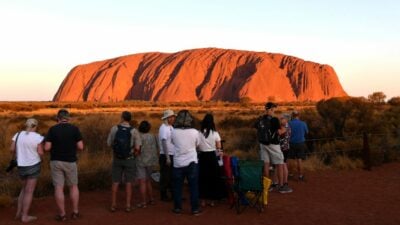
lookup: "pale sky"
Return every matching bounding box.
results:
[0,0,399,101]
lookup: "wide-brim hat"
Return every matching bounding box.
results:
[161,109,176,120]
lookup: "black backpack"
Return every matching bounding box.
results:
[255,115,272,145]
[112,125,133,159]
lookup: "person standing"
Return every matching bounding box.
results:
[288,110,309,181]
[136,120,158,208]
[158,109,176,201]
[279,114,293,193]
[11,118,44,223]
[255,102,289,193]
[107,111,141,212]
[198,113,225,207]
[44,109,84,221]
[171,110,201,215]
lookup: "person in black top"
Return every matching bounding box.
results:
[44,109,84,221]
[255,102,292,193]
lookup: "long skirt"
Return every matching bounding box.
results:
[198,151,226,200]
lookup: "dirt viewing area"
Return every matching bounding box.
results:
[0,162,399,225]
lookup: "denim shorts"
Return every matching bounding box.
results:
[18,162,41,179]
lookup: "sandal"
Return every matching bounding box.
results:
[55,214,67,222]
[136,203,147,208]
[21,215,37,223]
[71,212,80,220]
[125,206,132,212]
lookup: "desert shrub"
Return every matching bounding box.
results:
[301,155,330,171]
[331,155,363,170]
[368,91,386,104]
[239,97,252,107]
[388,97,400,106]
[218,116,255,130]
[78,114,119,153]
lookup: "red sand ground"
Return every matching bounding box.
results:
[1,163,400,225]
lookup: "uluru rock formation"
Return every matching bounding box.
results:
[53,48,347,102]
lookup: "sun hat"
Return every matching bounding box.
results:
[161,109,176,120]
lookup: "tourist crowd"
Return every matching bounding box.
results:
[9,102,308,222]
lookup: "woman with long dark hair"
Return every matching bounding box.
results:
[198,113,225,207]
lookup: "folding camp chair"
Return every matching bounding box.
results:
[232,160,264,214]
[221,155,234,204]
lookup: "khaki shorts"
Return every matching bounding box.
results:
[259,144,284,165]
[50,161,78,186]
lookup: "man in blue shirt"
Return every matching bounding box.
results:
[288,111,308,181]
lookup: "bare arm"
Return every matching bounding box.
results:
[10,141,16,158]
[216,141,222,150]
[162,139,170,155]
[10,141,16,152]
[76,140,84,151]
[44,142,52,151]
[37,143,44,156]
[106,127,115,147]
[278,126,286,135]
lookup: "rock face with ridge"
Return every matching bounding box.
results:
[53,48,347,102]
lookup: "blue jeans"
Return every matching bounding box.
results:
[172,162,199,212]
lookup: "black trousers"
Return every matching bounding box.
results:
[159,154,173,198]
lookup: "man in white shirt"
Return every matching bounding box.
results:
[158,109,176,201]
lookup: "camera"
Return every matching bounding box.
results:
[5,159,17,172]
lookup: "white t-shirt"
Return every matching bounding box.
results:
[158,123,175,155]
[12,131,43,167]
[171,128,200,168]
[198,130,221,152]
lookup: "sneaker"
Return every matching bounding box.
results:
[278,185,293,194]
[192,209,203,216]
[268,183,278,192]
[172,208,181,214]
[298,175,305,182]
